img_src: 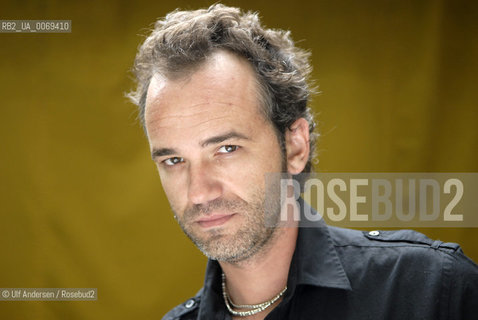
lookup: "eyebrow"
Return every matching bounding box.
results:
[151,147,177,159]
[151,131,249,159]
[200,131,249,147]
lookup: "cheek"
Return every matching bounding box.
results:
[222,148,283,199]
[159,172,187,212]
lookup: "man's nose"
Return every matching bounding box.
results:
[187,161,222,205]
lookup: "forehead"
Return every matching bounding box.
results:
[144,51,268,144]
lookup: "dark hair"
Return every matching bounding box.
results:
[128,4,318,172]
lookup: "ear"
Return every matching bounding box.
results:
[285,118,310,175]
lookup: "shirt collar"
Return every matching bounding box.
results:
[289,198,352,290]
[198,260,228,319]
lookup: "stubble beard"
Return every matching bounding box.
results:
[172,183,283,263]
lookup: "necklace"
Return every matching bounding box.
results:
[221,273,287,317]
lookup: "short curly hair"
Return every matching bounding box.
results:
[128,4,318,172]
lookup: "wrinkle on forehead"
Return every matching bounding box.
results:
[145,100,258,135]
[149,115,233,135]
[147,101,241,123]
[146,99,263,142]
[145,84,260,131]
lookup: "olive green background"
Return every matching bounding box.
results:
[1,0,477,318]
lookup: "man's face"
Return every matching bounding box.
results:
[144,51,285,262]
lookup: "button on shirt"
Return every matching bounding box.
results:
[162,201,478,320]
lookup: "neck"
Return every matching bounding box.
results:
[219,212,298,313]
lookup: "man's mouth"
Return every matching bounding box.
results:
[195,213,236,228]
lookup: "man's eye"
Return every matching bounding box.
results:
[217,145,239,154]
[163,157,184,166]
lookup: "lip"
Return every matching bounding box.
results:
[196,213,236,228]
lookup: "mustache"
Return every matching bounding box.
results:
[183,198,249,219]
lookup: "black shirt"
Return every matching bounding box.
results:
[162,201,478,320]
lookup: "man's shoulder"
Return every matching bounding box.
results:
[161,288,202,320]
[324,226,478,316]
[327,226,459,251]
[327,225,478,276]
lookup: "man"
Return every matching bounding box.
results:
[128,4,478,319]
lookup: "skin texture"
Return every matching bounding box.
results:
[145,50,310,319]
